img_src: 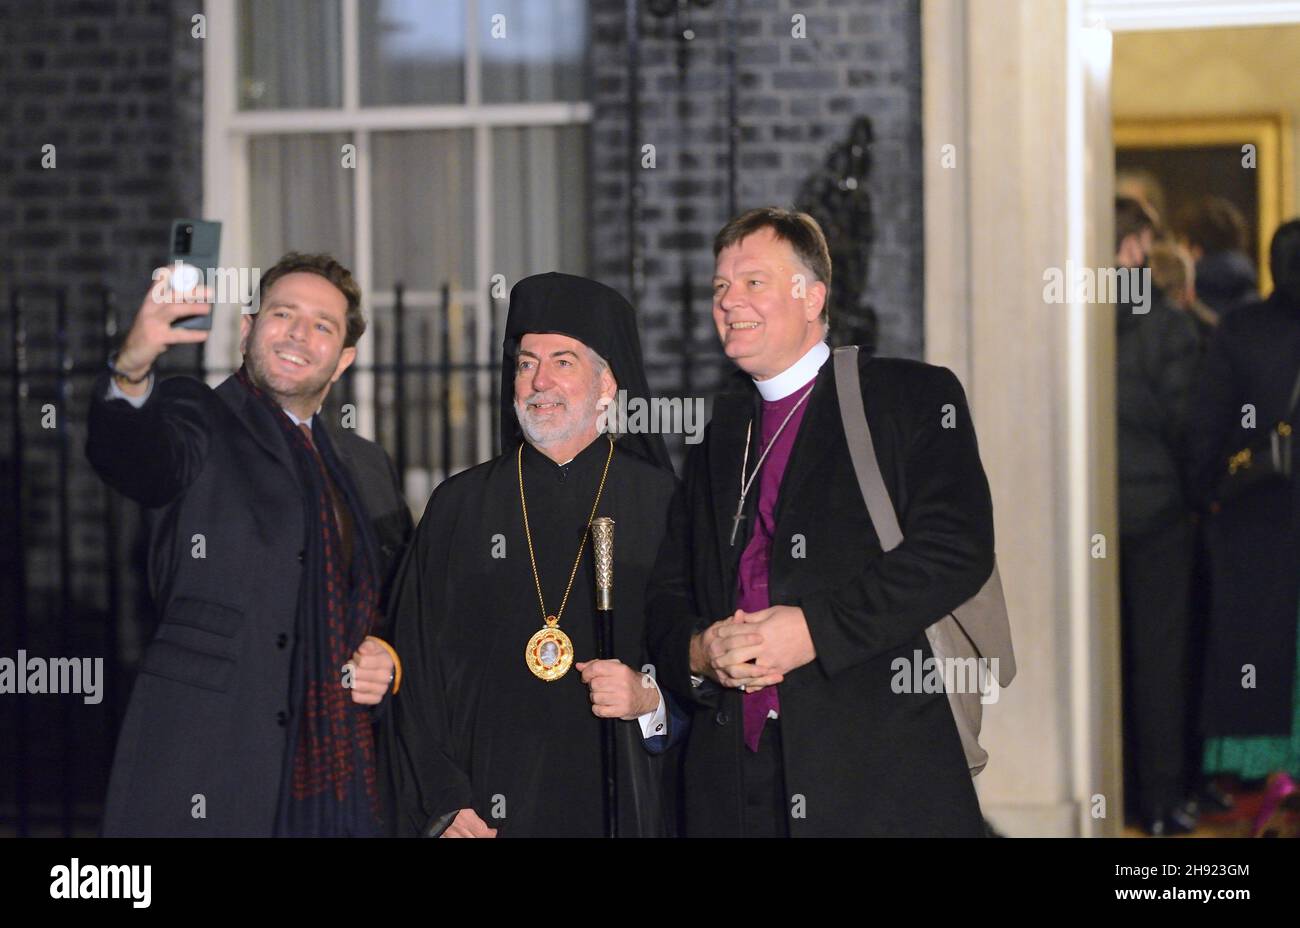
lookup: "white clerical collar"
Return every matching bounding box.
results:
[754,341,830,401]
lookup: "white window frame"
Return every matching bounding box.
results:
[1087,0,1300,30]
[203,0,592,454]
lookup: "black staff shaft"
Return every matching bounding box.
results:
[592,515,617,837]
[596,609,618,838]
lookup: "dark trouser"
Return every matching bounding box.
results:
[742,718,790,838]
[1120,516,1195,819]
[1185,515,1213,782]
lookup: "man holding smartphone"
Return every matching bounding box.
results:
[87,252,412,837]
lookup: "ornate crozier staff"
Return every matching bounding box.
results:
[591,516,618,838]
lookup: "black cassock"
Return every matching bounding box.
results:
[382,437,678,837]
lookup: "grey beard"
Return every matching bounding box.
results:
[515,400,589,448]
[514,384,604,449]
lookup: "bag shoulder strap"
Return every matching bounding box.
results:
[831,347,1017,691]
[832,346,903,551]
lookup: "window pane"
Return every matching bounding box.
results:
[238,0,343,110]
[249,134,355,269]
[370,131,475,293]
[480,0,587,103]
[360,0,467,106]
[492,125,588,288]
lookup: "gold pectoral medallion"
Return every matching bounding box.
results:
[517,436,615,683]
[525,615,574,682]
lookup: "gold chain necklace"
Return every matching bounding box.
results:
[519,435,615,681]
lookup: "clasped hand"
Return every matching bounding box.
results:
[691,605,816,692]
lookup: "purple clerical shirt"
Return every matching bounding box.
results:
[737,375,818,752]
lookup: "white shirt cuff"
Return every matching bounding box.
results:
[107,373,154,408]
[636,675,668,740]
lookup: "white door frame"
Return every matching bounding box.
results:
[922,0,1300,836]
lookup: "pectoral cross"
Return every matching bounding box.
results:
[729,495,748,546]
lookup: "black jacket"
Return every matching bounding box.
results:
[1115,289,1201,535]
[1188,291,1300,736]
[86,373,412,836]
[647,354,993,837]
[1196,250,1258,320]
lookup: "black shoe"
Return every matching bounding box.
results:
[1144,801,1199,837]
[1196,781,1235,814]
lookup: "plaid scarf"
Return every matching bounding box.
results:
[235,367,383,837]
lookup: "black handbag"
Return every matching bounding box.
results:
[1215,366,1300,503]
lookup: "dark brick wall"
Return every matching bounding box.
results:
[1,1,204,325]
[589,0,925,400]
[0,0,203,830]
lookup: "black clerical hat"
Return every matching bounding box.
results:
[500,272,672,471]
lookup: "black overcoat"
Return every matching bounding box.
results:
[86,373,412,836]
[647,353,995,837]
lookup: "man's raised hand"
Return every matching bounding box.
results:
[112,266,214,394]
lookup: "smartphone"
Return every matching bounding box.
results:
[168,218,222,330]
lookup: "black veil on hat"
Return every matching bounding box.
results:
[500,272,672,471]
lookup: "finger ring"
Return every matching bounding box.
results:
[738,684,747,692]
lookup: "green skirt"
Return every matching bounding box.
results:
[1203,597,1300,779]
